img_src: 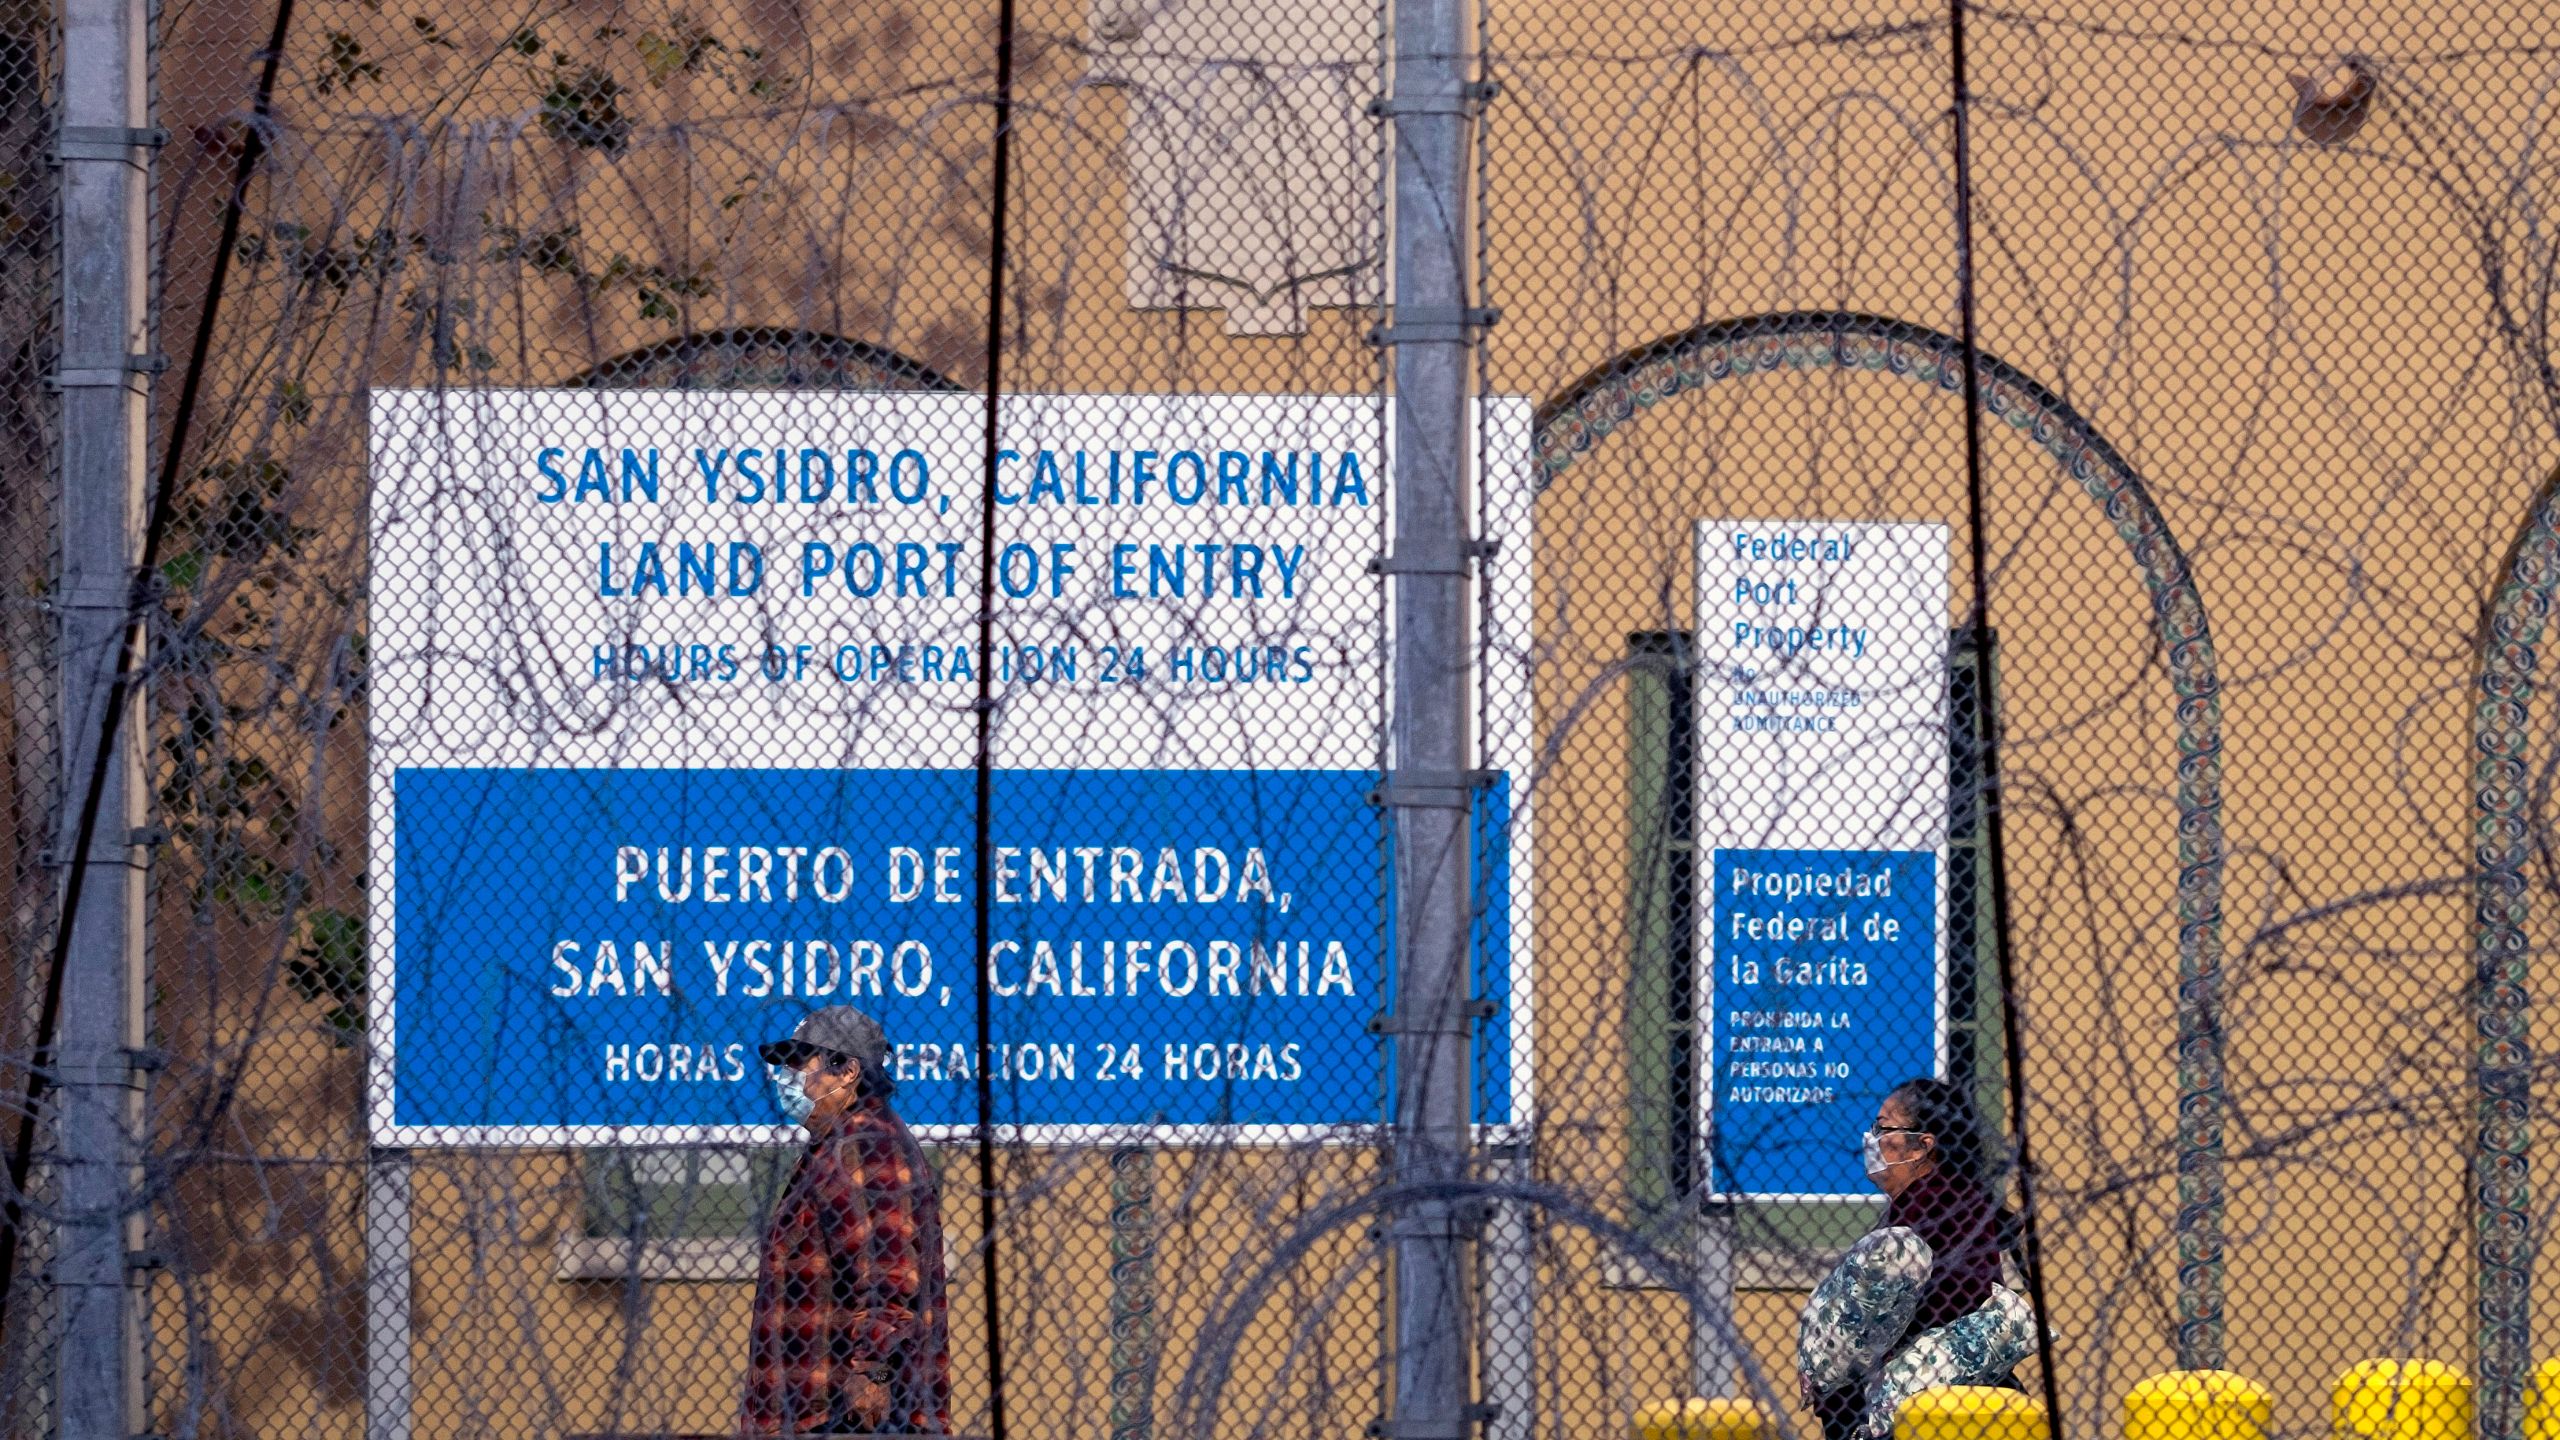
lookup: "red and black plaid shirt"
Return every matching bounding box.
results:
[741,1092,950,1436]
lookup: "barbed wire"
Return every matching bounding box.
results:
[4,5,2560,1440]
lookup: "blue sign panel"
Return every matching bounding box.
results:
[1707,847,1939,1196]
[391,766,1513,1134]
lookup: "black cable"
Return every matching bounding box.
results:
[0,0,298,1333]
[968,0,1021,1432]
[1945,0,2066,1433]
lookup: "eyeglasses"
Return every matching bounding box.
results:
[1865,1126,1929,1139]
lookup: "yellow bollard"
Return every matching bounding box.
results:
[2333,1360,2473,1440]
[2524,1360,2560,1440]
[2125,1370,2274,1440]
[1894,1386,2051,1440]
[1631,1397,1775,1440]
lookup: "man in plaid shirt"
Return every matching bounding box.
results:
[743,1007,951,1436]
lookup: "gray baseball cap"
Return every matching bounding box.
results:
[758,1006,889,1070]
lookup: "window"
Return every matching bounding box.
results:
[1625,631,1697,1232]
[558,1144,972,1283]
[1620,628,2011,1288]
[557,1147,795,1281]
[1084,0,1381,336]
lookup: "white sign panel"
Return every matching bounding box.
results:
[1693,521,1950,1197]
[367,390,1531,1145]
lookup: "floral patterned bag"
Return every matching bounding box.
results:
[1795,1225,2040,1438]
[1795,1227,1931,1397]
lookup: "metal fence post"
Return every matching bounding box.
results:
[364,1149,412,1440]
[51,0,153,1431]
[1382,0,1479,1431]
[1481,1145,1533,1440]
[1689,1207,1736,1398]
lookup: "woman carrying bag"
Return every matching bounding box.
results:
[1795,1078,2040,1440]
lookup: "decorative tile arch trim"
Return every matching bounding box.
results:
[561,327,965,392]
[2470,463,2560,1440]
[1531,310,2231,1369]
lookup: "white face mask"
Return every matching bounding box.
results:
[1861,1129,1891,1179]
[769,1064,814,1124]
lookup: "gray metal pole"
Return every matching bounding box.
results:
[1689,1208,1736,1396]
[1480,1145,1532,1440]
[52,0,153,1431]
[364,1150,413,1440]
[1382,0,1478,1433]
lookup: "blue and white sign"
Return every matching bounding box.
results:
[367,391,1533,1145]
[1694,521,1949,1198]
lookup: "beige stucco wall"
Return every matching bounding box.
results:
[126,0,2560,1436]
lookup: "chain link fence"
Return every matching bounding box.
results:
[1,1,2557,1439]
[0,0,57,1433]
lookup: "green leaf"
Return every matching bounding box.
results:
[212,853,287,914]
[317,31,384,97]
[539,67,631,155]
[294,910,365,998]
[293,908,368,1048]
[637,31,688,85]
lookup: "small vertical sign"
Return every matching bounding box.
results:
[1694,522,1950,1198]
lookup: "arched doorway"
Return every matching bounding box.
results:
[1530,310,2231,1371]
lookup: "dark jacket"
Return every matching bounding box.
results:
[1882,1171,2011,1334]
